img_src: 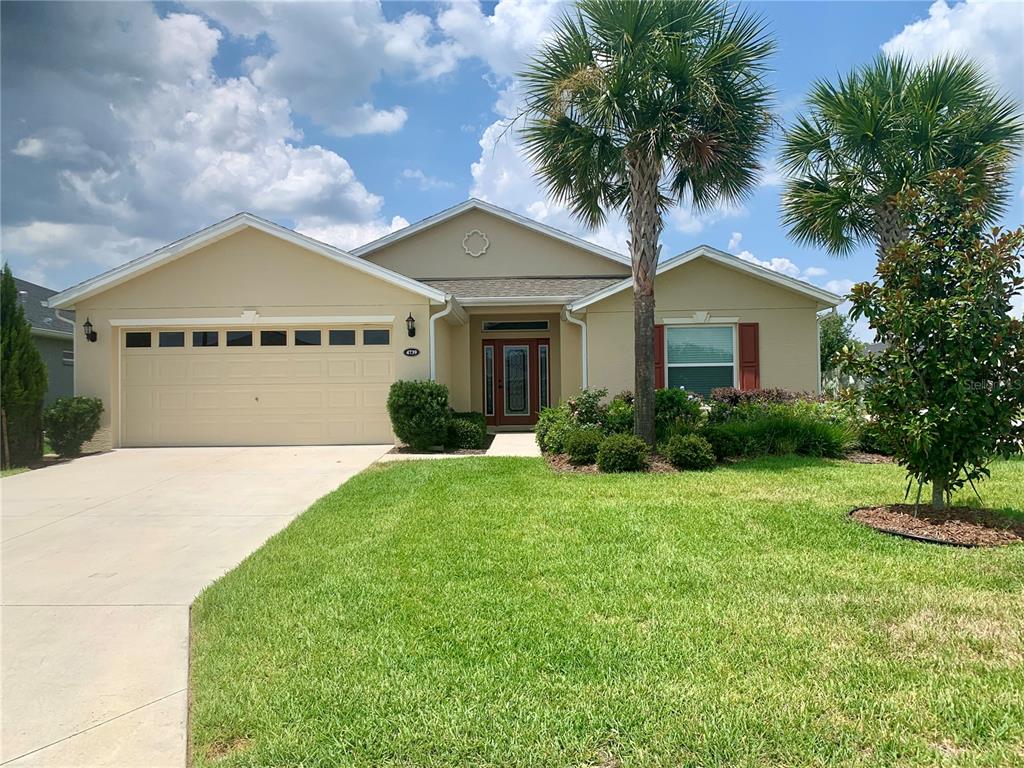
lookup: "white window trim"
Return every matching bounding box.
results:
[664,324,738,390]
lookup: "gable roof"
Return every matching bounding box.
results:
[350,198,632,269]
[569,245,843,311]
[14,277,74,336]
[48,212,448,309]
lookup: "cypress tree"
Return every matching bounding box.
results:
[1,264,48,466]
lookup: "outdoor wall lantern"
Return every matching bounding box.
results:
[406,313,416,338]
[83,318,97,343]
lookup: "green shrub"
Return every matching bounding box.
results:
[535,405,573,454]
[604,395,634,434]
[42,397,103,457]
[858,419,895,455]
[654,388,703,441]
[662,433,716,470]
[565,387,608,429]
[445,415,487,450]
[702,412,854,459]
[596,433,650,473]
[386,380,450,451]
[564,426,604,465]
[1,264,47,466]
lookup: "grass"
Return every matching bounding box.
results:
[0,466,28,478]
[190,457,1024,768]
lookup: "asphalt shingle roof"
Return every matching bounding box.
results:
[421,276,624,300]
[14,277,74,335]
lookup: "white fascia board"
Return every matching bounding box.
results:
[350,198,631,268]
[457,296,578,307]
[48,213,448,309]
[569,245,843,311]
[31,327,74,340]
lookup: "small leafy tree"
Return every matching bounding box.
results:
[847,170,1024,510]
[818,310,861,381]
[42,397,104,457]
[0,264,48,467]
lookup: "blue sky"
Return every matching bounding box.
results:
[2,1,1022,336]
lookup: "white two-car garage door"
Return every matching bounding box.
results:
[120,325,394,446]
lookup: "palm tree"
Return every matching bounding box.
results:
[520,0,775,444]
[781,54,1023,259]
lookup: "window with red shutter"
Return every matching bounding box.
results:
[738,322,760,390]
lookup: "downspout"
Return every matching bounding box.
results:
[55,308,77,396]
[429,298,455,381]
[563,309,588,389]
[815,310,825,395]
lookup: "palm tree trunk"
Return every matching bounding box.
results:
[873,200,906,259]
[626,149,663,446]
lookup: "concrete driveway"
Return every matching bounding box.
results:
[1,445,389,767]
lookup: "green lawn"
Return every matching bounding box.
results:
[190,457,1024,768]
[0,467,28,478]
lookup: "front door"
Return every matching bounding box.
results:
[483,338,550,426]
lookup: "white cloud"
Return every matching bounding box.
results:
[294,215,410,251]
[883,0,1024,102]
[193,2,463,137]
[1,4,408,287]
[803,266,828,278]
[736,250,804,279]
[728,232,743,251]
[401,169,454,191]
[825,278,855,296]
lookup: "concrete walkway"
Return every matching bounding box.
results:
[378,431,541,462]
[0,445,389,767]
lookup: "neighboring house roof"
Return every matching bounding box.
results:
[863,341,887,355]
[350,198,632,269]
[47,212,449,310]
[421,277,623,304]
[569,244,843,311]
[14,277,74,337]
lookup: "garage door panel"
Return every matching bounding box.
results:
[121,329,395,446]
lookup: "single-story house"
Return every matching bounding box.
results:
[48,200,841,447]
[15,277,75,406]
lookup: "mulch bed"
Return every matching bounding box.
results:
[851,504,1024,547]
[845,451,895,464]
[388,433,494,456]
[546,453,677,474]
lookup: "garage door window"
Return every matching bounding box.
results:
[125,332,151,348]
[363,329,390,346]
[329,329,355,346]
[159,331,185,348]
[193,331,219,347]
[260,330,287,347]
[295,330,321,346]
[226,330,253,347]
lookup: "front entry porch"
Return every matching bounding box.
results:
[482,337,550,427]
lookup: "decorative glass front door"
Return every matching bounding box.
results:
[482,338,549,426]
[503,345,530,417]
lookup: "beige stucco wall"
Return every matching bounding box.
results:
[362,209,630,279]
[585,258,822,396]
[72,227,433,448]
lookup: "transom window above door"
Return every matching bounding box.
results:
[482,320,549,332]
[665,326,735,396]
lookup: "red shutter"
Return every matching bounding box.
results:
[654,324,665,389]
[738,322,760,391]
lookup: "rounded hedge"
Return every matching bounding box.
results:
[446,416,487,450]
[564,426,604,465]
[662,433,716,471]
[386,380,450,451]
[42,396,103,457]
[596,433,649,473]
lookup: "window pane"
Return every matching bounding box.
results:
[503,345,529,416]
[363,329,390,346]
[482,320,549,331]
[226,330,253,347]
[125,332,151,348]
[295,330,321,346]
[666,326,733,364]
[329,329,355,346]
[193,331,219,347]
[484,345,494,416]
[260,330,287,346]
[539,344,549,409]
[667,366,734,396]
[62,349,74,366]
[159,331,185,348]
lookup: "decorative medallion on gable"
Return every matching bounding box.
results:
[462,229,490,258]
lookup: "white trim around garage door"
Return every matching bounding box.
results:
[109,314,396,327]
